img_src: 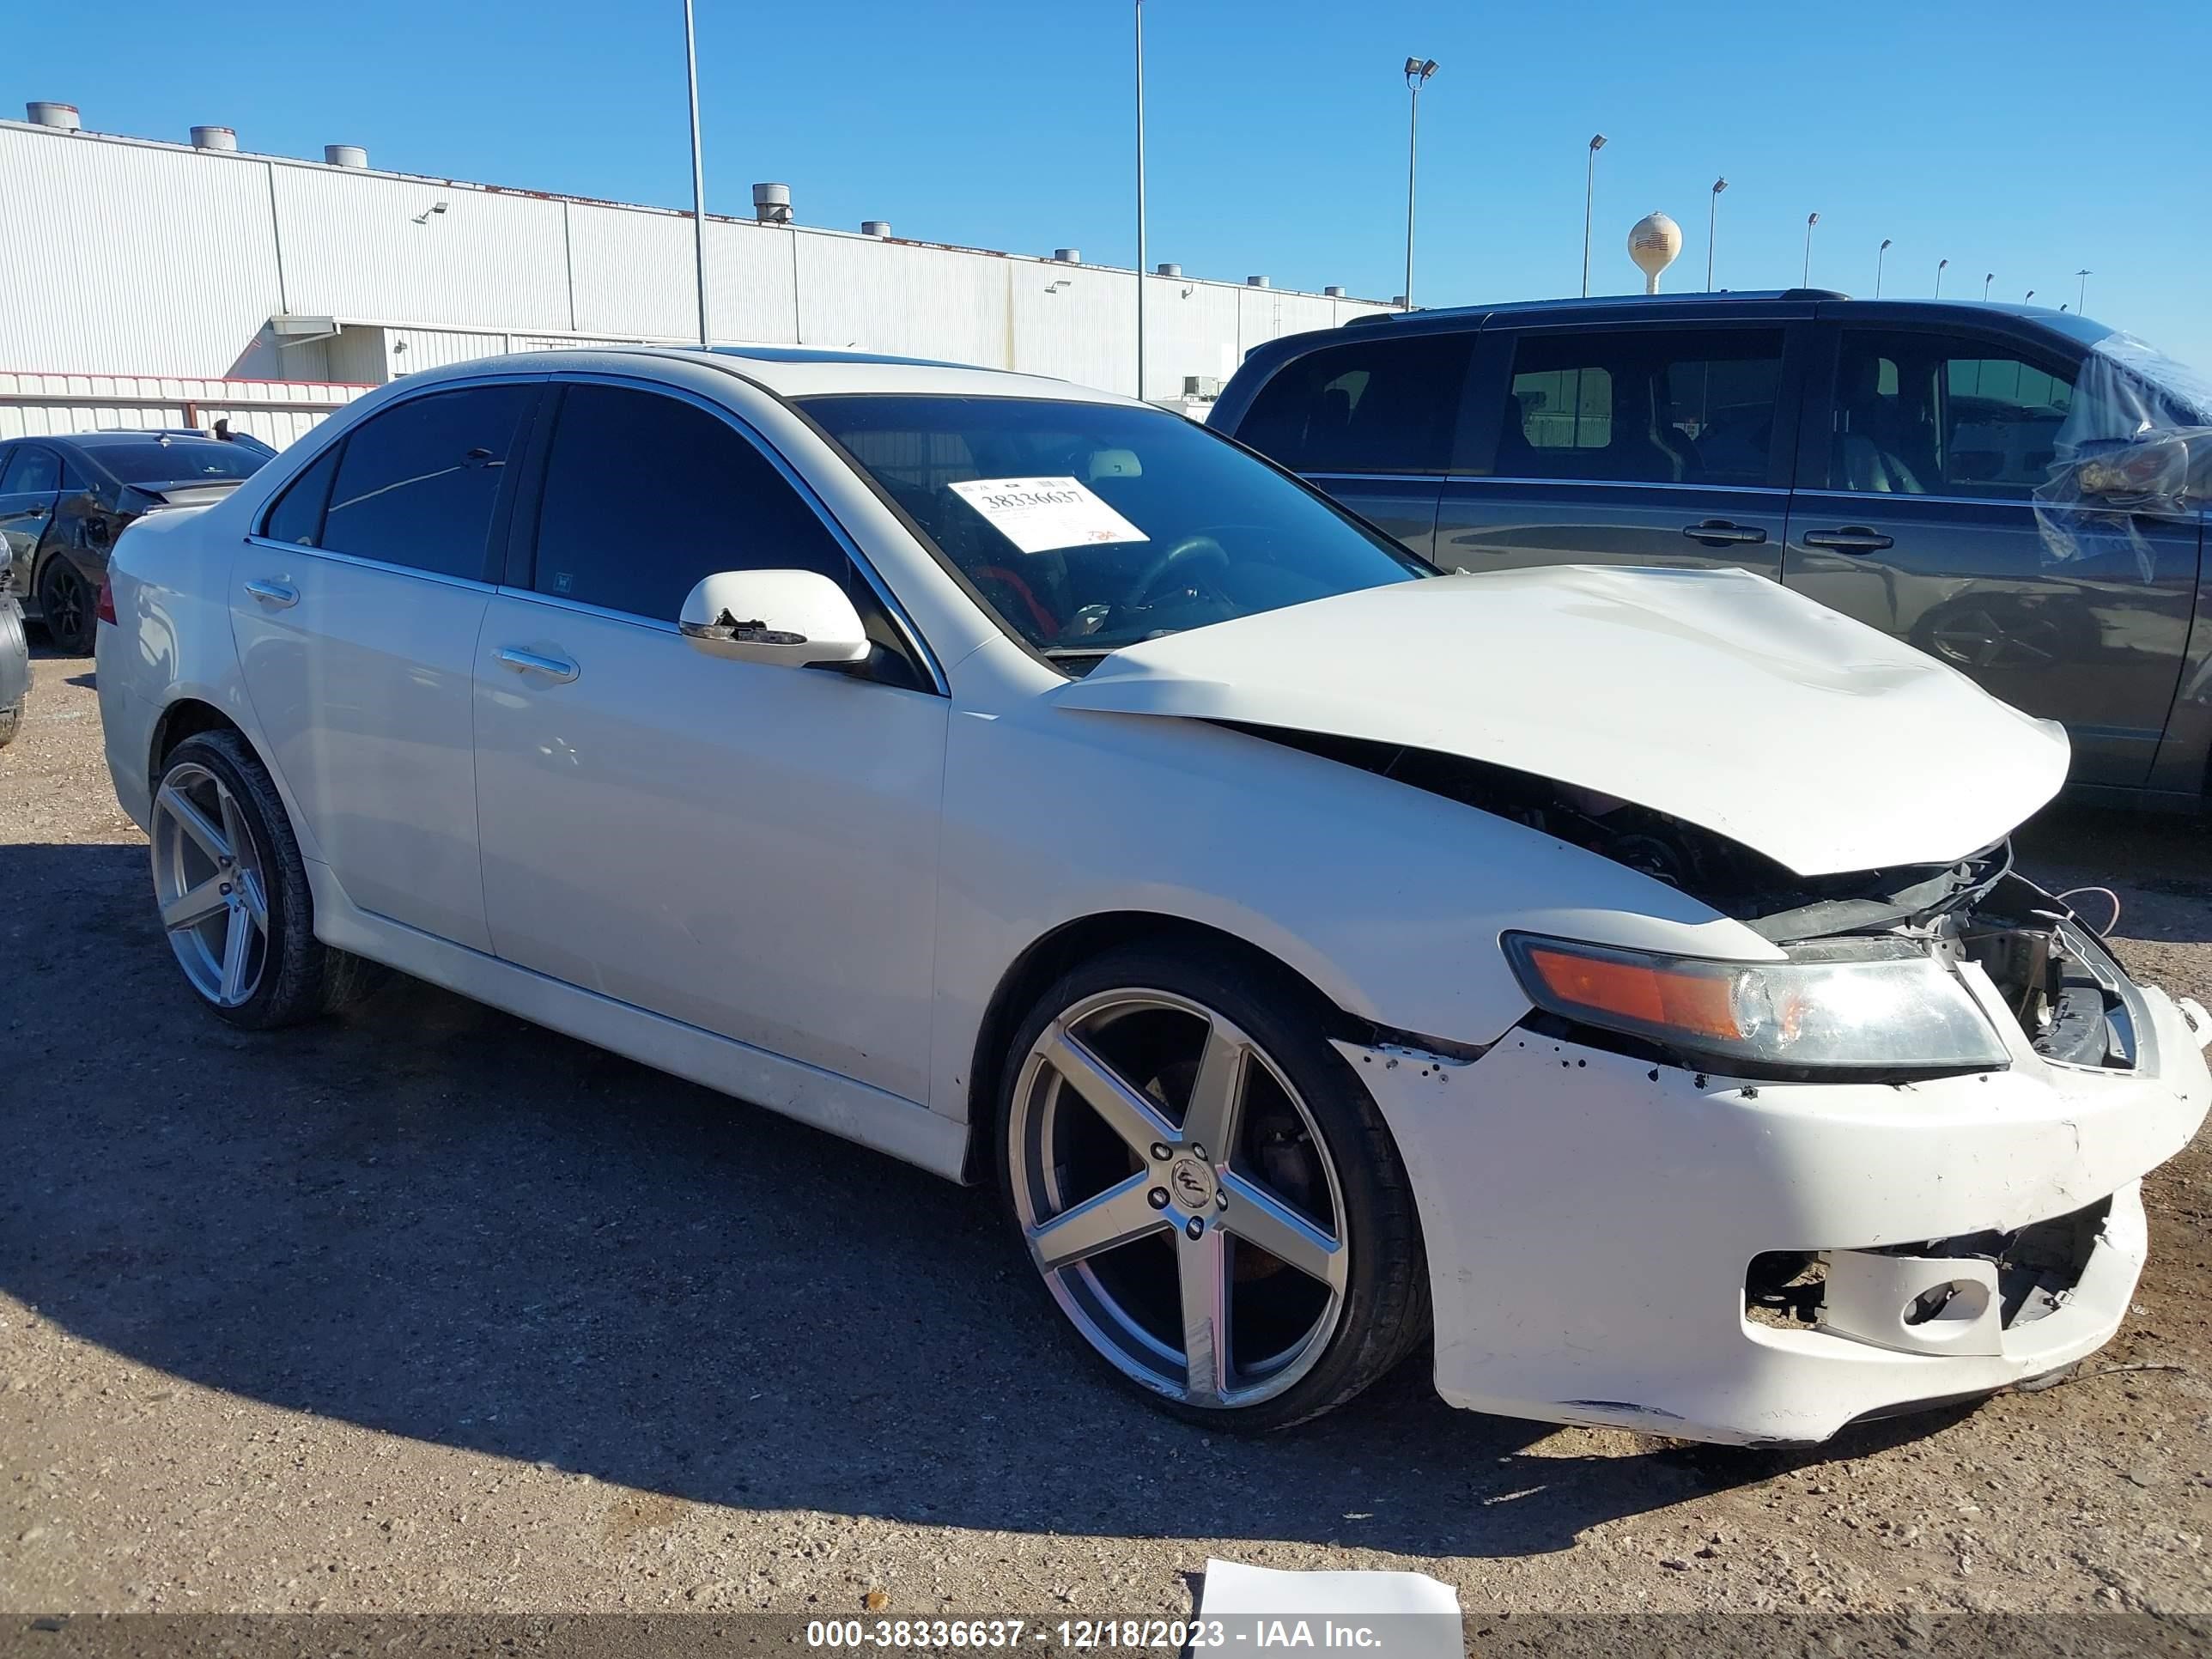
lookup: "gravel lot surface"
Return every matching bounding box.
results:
[3,646,2210,1621]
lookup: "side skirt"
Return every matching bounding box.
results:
[305,859,969,1182]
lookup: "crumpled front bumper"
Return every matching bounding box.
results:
[1339,971,2212,1446]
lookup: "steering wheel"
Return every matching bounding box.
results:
[1122,534,1231,610]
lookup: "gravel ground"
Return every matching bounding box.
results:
[3,645,2210,1620]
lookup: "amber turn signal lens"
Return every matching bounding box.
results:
[1523,946,1743,1042]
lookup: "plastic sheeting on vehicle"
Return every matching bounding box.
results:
[2034,333,2212,580]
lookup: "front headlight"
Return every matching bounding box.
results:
[1503,933,2010,1075]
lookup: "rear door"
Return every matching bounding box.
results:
[1225,330,1472,560]
[1434,320,1802,579]
[1784,320,2197,788]
[0,443,63,597]
[234,378,542,951]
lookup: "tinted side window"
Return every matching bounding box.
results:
[1235,334,1472,474]
[262,443,343,546]
[3,446,61,495]
[532,385,847,622]
[1498,328,1784,486]
[1831,331,2077,498]
[322,385,533,578]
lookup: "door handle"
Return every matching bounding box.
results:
[1681,520,1768,545]
[1801,527,1896,554]
[495,646,580,684]
[243,579,298,608]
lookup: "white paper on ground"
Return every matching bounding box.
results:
[946,476,1149,555]
[1197,1559,1463,1659]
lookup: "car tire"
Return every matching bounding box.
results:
[149,729,381,1029]
[0,702,17,748]
[996,939,1430,1431]
[37,557,96,655]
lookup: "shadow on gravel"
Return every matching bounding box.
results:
[4,840,1969,1560]
[2013,799,2212,945]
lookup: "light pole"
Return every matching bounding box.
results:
[2075,268,2091,311]
[2024,289,2035,303]
[1402,57,1437,311]
[1935,257,1948,296]
[1802,212,1819,285]
[1983,271,1994,300]
[1134,1,1147,399]
[1581,134,1606,296]
[682,0,710,347]
[1705,177,1726,290]
[1875,237,1891,298]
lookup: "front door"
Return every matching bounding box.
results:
[1436,323,1798,580]
[471,380,946,1104]
[233,380,540,951]
[1784,325,2197,789]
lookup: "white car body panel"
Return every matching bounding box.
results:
[1055,563,2072,878]
[93,346,2212,1445]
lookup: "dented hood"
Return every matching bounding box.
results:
[1050,565,2070,878]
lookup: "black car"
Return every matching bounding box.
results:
[1211,291,2212,808]
[0,429,270,653]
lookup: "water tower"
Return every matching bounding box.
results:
[1628,212,1682,294]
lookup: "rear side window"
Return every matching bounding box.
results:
[2,446,61,495]
[1235,334,1471,474]
[530,384,848,622]
[321,385,534,579]
[1497,328,1785,486]
[262,444,343,546]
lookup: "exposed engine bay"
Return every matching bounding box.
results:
[1233,726,2142,1073]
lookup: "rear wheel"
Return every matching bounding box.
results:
[149,730,378,1027]
[37,558,95,654]
[0,702,17,748]
[997,941,1429,1431]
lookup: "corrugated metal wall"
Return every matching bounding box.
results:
[0,120,1395,404]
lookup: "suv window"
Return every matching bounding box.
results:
[321,385,534,579]
[1497,328,1785,486]
[1831,331,2076,497]
[1235,334,1471,474]
[2,446,61,495]
[531,384,848,622]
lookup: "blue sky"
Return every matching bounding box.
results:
[15,0,2211,368]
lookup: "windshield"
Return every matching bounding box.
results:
[90,440,268,485]
[800,394,1430,657]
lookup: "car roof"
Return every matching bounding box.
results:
[1345,289,2094,336]
[385,343,1137,407]
[54,428,230,447]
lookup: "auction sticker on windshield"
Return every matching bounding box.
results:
[948,476,1149,554]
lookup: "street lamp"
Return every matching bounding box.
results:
[1802,212,1819,286]
[2025,289,2035,303]
[1935,257,1948,297]
[1705,177,1726,291]
[2076,268,2092,311]
[1875,237,1892,298]
[682,0,710,346]
[1581,134,1606,297]
[1983,271,1994,300]
[1402,57,1437,311]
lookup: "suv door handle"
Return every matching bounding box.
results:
[1681,519,1767,545]
[495,646,580,684]
[244,579,298,608]
[1801,527,1896,554]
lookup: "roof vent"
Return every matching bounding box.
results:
[1054,248,1083,264]
[191,126,239,151]
[325,143,368,168]
[26,102,81,131]
[860,220,891,239]
[1154,262,1182,277]
[1324,284,1347,297]
[751,182,793,224]
[1246,275,1270,288]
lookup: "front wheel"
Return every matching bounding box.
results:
[996,941,1430,1431]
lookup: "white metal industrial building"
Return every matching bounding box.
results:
[0,105,1393,443]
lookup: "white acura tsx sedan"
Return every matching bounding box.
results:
[97,346,2210,1444]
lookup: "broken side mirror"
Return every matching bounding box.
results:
[678,568,871,668]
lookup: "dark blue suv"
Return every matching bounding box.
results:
[1212,291,2212,806]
